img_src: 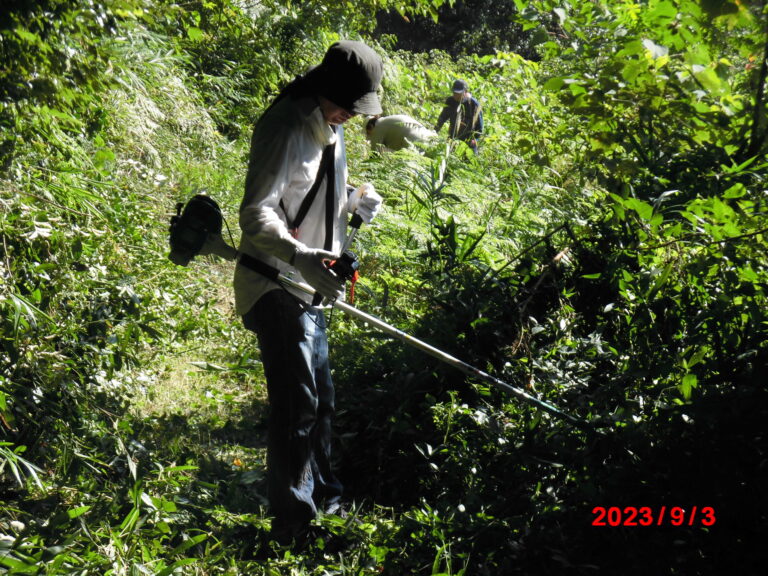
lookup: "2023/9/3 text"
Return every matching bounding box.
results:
[592,506,716,527]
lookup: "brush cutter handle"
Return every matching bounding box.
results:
[341,213,363,255]
[349,212,364,230]
[312,212,365,306]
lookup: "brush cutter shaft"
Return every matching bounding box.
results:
[274,274,588,428]
[340,213,363,255]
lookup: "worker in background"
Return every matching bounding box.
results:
[435,79,483,154]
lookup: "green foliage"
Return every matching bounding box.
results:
[520,0,767,196]
[2,0,767,574]
[0,0,120,170]
[335,2,767,574]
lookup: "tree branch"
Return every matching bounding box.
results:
[644,225,768,251]
[741,15,768,160]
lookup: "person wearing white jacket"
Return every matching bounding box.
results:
[365,114,437,151]
[235,41,384,547]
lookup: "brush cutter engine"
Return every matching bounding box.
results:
[168,194,223,266]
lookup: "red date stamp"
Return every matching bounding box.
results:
[592,506,716,527]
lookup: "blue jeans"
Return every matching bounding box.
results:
[242,289,343,535]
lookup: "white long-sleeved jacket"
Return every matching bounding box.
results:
[234,95,349,314]
[369,114,436,150]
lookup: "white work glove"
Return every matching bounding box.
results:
[346,183,382,224]
[291,246,344,301]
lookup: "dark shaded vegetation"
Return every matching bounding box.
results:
[375,0,543,59]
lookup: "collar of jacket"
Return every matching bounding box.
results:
[297,96,337,148]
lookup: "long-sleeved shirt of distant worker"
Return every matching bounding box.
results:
[435,79,484,154]
[365,114,437,151]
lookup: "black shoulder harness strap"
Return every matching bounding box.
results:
[280,142,336,239]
